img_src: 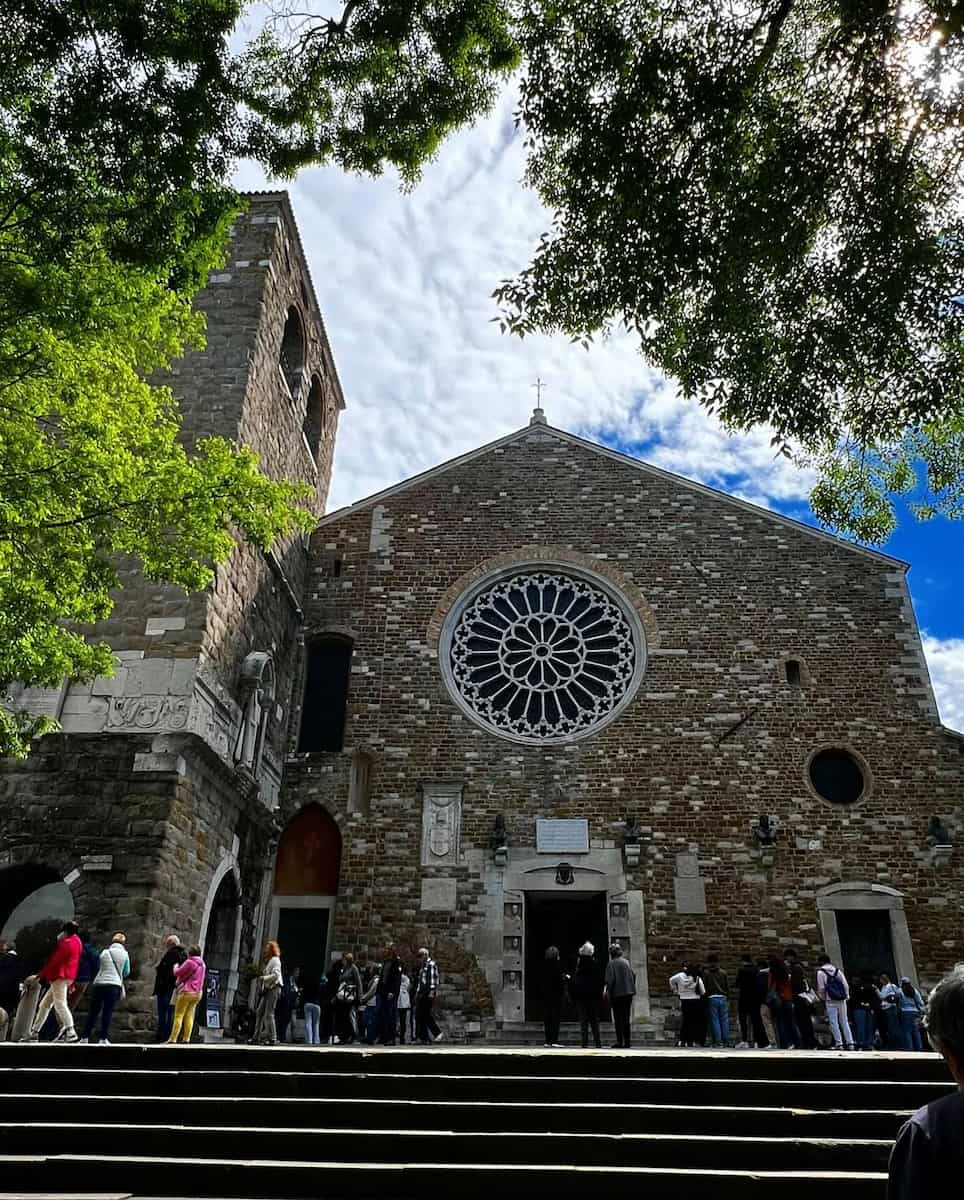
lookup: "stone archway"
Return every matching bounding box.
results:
[0,863,77,975]
[268,805,342,981]
[199,855,243,1023]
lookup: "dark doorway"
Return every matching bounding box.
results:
[276,907,330,980]
[836,910,897,981]
[524,891,608,1022]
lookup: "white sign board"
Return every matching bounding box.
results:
[536,818,589,854]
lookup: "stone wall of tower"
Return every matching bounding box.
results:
[283,425,964,1039]
[0,193,344,1037]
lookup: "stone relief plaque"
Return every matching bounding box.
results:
[675,852,700,878]
[420,878,457,912]
[536,818,589,854]
[420,782,463,867]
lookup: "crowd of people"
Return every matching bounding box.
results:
[0,927,445,1048]
[0,924,928,1055]
[669,949,927,1051]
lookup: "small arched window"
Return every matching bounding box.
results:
[279,307,305,400]
[297,637,352,753]
[303,374,324,462]
[785,659,802,687]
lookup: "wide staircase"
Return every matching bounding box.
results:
[0,1042,951,1198]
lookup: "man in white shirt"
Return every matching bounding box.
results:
[816,953,855,1050]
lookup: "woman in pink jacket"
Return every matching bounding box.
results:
[167,945,206,1044]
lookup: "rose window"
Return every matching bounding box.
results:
[444,570,641,743]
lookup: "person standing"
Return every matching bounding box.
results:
[670,964,706,1047]
[767,955,800,1049]
[82,933,130,1044]
[879,974,901,1049]
[397,966,412,1045]
[0,942,24,1040]
[299,972,322,1046]
[887,964,964,1197]
[333,952,362,1044]
[168,945,206,1043]
[377,945,402,1046]
[359,962,380,1044]
[816,954,855,1050]
[152,935,186,1043]
[785,949,817,1049]
[754,957,778,1048]
[253,941,283,1045]
[703,953,730,1048]
[569,943,603,1049]
[22,921,82,1043]
[415,947,442,1044]
[896,977,925,1051]
[852,971,882,1050]
[604,944,636,1049]
[735,954,766,1048]
[69,931,100,1012]
[541,946,567,1048]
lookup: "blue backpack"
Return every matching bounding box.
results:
[824,966,847,1001]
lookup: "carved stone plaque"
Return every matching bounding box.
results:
[674,876,707,915]
[675,853,700,878]
[420,878,457,912]
[420,782,463,867]
[536,818,589,854]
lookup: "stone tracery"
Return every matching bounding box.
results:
[447,570,638,743]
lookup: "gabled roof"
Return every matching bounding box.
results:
[318,420,908,570]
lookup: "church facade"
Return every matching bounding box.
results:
[1,193,962,1040]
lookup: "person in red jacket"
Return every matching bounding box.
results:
[22,921,82,1043]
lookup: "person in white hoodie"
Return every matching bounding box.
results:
[81,933,130,1044]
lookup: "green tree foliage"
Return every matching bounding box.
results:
[0,3,313,757]
[236,1,964,543]
[242,0,520,181]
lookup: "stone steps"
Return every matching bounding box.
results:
[1,1044,949,1198]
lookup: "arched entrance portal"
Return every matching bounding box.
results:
[269,805,341,980]
[0,864,75,975]
[200,866,242,1026]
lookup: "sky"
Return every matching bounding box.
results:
[234,88,964,733]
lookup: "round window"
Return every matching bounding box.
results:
[441,567,644,744]
[808,748,866,805]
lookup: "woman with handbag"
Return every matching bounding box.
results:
[333,952,362,1044]
[253,941,283,1045]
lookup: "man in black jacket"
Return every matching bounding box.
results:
[376,944,403,1046]
[888,965,964,1198]
[152,935,186,1043]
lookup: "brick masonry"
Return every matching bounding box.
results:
[2,195,962,1043]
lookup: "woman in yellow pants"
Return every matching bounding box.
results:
[168,944,206,1043]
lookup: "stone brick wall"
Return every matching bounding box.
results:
[285,423,964,1037]
[0,193,343,1038]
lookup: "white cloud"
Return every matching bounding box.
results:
[922,635,964,733]
[232,90,815,514]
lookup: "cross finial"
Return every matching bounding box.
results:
[530,377,547,425]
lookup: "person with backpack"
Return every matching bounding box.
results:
[896,977,925,1051]
[81,932,130,1044]
[816,953,855,1050]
